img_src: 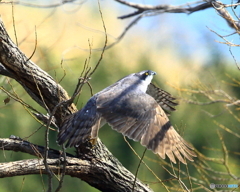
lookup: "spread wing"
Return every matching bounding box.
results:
[97,92,195,164]
[57,97,101,147]
[147,83,178,114]
[57,74,136,148]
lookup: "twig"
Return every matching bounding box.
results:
[11,3,18,46]
[185,162,193,192]
[2,0,86,8]
[26,26,38,62]
[214,121,240,138]
[87,0,107,77]
[161,165,190,192]
[123,137,170,192]
[28,68,53,191]
[55,145,67,192]
[0,86,39,113]
[132,148,147,192]
[217,131,239,180]
[228,46,240,70]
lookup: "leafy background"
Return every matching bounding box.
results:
[0,0,239,191]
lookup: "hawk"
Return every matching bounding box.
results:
[57,70,196,164]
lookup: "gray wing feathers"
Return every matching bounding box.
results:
[98,92,195,164]
[97,92,152,141]
[99,108,150,142]
[57,97,100,147]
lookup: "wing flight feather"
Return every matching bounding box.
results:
[97,91,196,164]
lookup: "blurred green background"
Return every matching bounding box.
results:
[0,1,239,192]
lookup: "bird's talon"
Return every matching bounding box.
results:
[89,138,97,147]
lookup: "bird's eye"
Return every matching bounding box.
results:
[145,72,149,76]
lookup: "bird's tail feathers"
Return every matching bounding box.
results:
[57,109,100,148]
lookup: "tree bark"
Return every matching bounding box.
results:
[0,18,153,192]
[0,137,152,192]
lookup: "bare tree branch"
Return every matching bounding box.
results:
[115,0,214,19]
[0,136,73,158]
[212,1,240,31]
[0,137,153,192]
[0,157,152,191]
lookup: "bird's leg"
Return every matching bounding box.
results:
[89,137,98,146]
[89,118,105,147]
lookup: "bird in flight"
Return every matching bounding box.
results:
[57,70,196,164]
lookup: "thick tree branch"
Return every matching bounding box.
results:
[0,158,91,179]
[0,136,74,159]
[0,137,153,192]
[0,157,152,192]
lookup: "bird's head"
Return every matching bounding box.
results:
[138,70,156,82]
[135,70,157,92]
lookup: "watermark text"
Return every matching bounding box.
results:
[210,183,239,189]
